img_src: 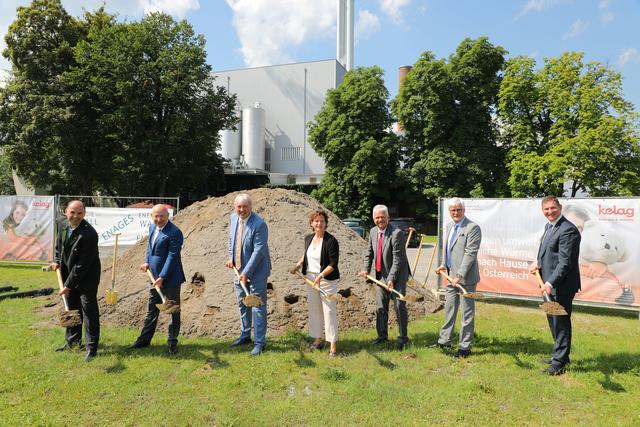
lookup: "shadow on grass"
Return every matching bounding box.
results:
[571,352,640,392]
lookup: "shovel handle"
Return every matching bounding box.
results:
[423,239,437,287]
[534,270,552,303]
[111,234,120,288]
[146,268,167,303]
[411,234,423,274]
[365,274,406,300]
[294,270,329,298]
[437,270,469,295]
[55,268,71,311]
[405,228,414,249]
[232,265,251,296]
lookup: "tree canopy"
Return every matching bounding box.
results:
[498,52,640,197]
[0,0,236,196]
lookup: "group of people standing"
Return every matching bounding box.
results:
[51,194,581,376]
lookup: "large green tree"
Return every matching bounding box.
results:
[498,52,640,196]
[309,66,400,219]
[392,37,508,201]
[0,0,236,196]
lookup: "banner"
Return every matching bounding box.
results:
[0,196,55,262]
[85,207,174,247]
[440,198,640,309]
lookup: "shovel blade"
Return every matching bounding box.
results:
[105,289,118,305]
[539,301,567,316]
[242,294,263,308]
[60,310,81,327]
[156,301,180,314]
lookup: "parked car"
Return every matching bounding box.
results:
[342,218,368,239]
[389,217,421,248]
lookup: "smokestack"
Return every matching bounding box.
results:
[337,0,354,71]
[395,65,412,134]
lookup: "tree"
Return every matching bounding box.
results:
[498,52,640,197]
[0,148,15,194]
[0,1,236,196]
[308,66,400,219]
[392,37,508,201]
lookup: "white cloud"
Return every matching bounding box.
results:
[516,0,546,19]
[355,9,380,43]
[601,11,614,24]
[139,0,199,18]
[619,48,640,67]
[599,0,612,10]
[379,0,411,24]
[563,18,587,39]
[226,0,336,68]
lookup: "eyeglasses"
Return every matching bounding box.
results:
[449,208,463,212]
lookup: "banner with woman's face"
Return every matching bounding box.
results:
[0,196,55,262]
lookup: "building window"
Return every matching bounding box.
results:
[281,147,301,161]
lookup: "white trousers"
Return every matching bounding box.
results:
[306,272,338,343]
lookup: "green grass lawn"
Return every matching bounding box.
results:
[1,264,639,426]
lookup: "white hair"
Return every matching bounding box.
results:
[447,197,464,208]
[234,193,252,206]
[372,204,389,217]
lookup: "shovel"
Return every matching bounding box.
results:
[105,234,120,305]
[293,270,341,303]
[364,274,424,303]
[55,269,81,327]
[534,270,568,316]
[422,240,437,288]
[405,228,415,249]
[232,265,263,307]
[437,270,485,300]
[145,268,180,314]
[407,234,424,288]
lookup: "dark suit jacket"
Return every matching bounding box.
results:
[363,224,409,287]
[537,215,581,295]
[54,219,101,290]
[146,220,186,288]
[301,231,340,280]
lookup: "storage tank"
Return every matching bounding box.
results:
[218,128,241,164]
[242,102,266,170]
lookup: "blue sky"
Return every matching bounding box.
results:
[1,0,639,109]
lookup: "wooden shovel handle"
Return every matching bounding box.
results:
[437,270,468,295]
[534,270,552,302]
[365,274,405,300]
[411,234,423,274]
[405,228,414,249]
[55,268,71,311]
[232,265,251,295]
[146,268,166,303]
[110,234,120,286]
[294,270,328,297]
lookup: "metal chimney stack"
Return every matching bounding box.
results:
[337,0,354,70]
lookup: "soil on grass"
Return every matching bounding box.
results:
[47,189,442,339]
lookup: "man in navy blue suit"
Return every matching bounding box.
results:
[226,193,271,356]
[130,204,185,354]
[530,196,581,376]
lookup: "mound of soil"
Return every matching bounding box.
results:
[95,188,441,339]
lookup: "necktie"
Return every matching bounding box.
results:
[235,219,244,270]
[375,231,383,273]
[65,227,73,244]
[446,224,459,269]
[541,223,553,246]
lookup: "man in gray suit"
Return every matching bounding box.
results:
[358,205,410,350]
[434,197,482,358]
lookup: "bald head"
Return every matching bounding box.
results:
[151,204,169,228]
[65,200,85,227]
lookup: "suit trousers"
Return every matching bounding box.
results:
[234,278,268,346]
[547,292,575,367]
[438,282,476,350]
[306,273,338,343]
[136,285,181,346]
[375,273,408,343]
[65,284,100,354]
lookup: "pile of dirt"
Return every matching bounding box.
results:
[95,188,441,339]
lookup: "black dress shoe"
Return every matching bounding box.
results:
[84,352,96,362]
[397,341,408,351]
[230,337,252,347]
[128,341,150,350]
[429,342,452,350]
[542,365,566,376]
[372,337,388,345]
[168,344,178,355]
[453,348,471,358]
[55,341,79,352]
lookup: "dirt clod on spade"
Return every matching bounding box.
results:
[96,188,442,339]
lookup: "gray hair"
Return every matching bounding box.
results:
[372,204,389,217]
[234,193,252,206]
[447,197,464,208]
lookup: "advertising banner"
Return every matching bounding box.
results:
[440,198,639,309]
[85,207,173,247]
[0,196,55,262]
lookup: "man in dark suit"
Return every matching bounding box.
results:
[49,200,101,362]
[530,195,581,376]
[434,197,482,358]
[226,193,272,356]
[358,204,410,350]
[130,204,185,355]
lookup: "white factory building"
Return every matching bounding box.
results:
[213,0,354,187]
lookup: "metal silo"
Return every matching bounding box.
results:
[242,102,266,170]
[218,128,241,165]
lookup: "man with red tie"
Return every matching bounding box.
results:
[359,205,410,350]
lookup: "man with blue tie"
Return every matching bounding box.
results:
[130,204,185,355]
[529,196,581,376]
[226,193,271,356]
[434,197,482,358]
[358,204,410,350]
